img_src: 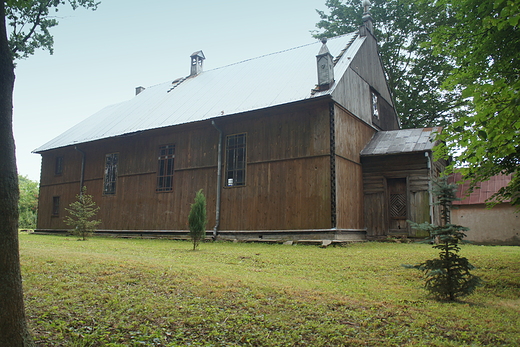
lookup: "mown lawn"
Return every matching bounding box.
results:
[19,233,520,346]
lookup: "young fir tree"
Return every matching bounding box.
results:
[188,189,207,250]
[64,187,101,241]
[408,177,481,301]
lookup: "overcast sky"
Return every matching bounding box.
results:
[12,0,341,181]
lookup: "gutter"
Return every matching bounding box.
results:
[211,120,223,240]
[75,146,86,195]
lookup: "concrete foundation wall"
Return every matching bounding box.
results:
[451,203,520,245]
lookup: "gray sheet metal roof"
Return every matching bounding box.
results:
[34,32,361,153]
[360,127,442,156]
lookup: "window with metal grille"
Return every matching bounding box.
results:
[156,144,175,192]
[55,156,63,175]
[52,196,60,216]
[103,153,118,195]
[225,133,246,187]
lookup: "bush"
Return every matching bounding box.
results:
[64,187,101,240]
[188,189,207,250]
[18,174,39,229]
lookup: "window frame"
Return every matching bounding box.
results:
[156,144,175,192]
[103,152,118,195]
[225,133,247,187]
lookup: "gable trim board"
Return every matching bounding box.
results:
[34,30,432,241]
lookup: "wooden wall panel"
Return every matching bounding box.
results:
[217,101,332,231]
[37,99,333,232]
[334,105,376,163]
[37,182,82,230]
[364,192,387,236]
[361,153,438,237]
[349,36,393,109]
[335,158,365,230]
[409,190,431,237]
[219,156,331,230]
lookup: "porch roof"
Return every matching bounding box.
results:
[360,127,442,156]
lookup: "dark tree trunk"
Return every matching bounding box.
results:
[0,2,33,346]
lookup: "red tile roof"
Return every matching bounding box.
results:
[449,173,512,205]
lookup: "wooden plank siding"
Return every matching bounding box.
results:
[37,99,335,233]
[361,152,437,237]
[217,100,332,230]
[39,122,220,231]
[334,104,376,230]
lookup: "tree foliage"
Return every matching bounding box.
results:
[314,0,463,128]
[64,186,100,241]
[6,0,99,60]
[408,178,481,301]
[18,175,38,229]
[429,0,520,206]
[188,189,207,250]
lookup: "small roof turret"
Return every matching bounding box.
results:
[316,38,335,91]
[190,50,205,76]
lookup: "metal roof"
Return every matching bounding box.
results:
[450,173,513,205]
[360,127,442,156]
[34,32,361,153]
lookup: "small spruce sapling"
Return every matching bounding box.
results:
[188,189,207,250]
[64,187,101,241]
[407,177,481,301]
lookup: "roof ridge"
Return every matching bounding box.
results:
[208,32,357,73]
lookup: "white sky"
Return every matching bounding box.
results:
[12,0,339,181]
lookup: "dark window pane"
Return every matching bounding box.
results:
[55,157,63,175]
[52,196,60,216]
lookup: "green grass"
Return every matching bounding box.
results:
[19,234,520,346]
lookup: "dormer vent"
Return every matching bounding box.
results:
[316,38,334,91]
[135,86,145,95]
[190,50,205,76]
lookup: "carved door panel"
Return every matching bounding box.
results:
[388,178,407,232]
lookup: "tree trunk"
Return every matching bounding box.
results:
[0,2,33,345]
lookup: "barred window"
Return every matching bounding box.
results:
[156,145,175,192]
[103,153,118,195]
[52,196,60,216]
[225,133,246,187]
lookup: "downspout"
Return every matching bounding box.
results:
[211,120,223,240]
[425,151,434,224]
[75,146,86,195]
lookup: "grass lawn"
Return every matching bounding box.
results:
[19,233,520,346]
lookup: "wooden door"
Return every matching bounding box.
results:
[388,178,407,232]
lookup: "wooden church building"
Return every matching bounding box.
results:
[34,6,444,241]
